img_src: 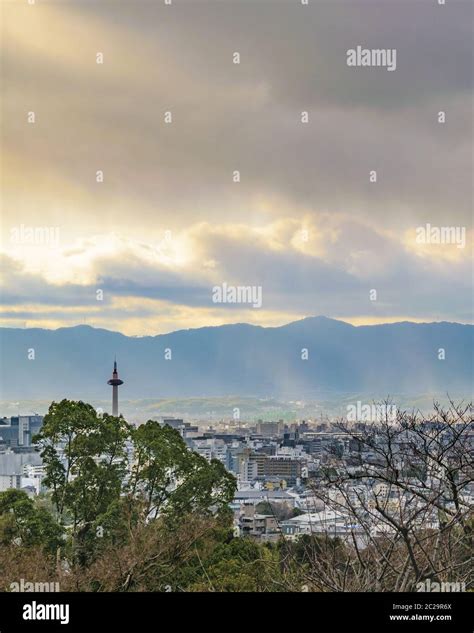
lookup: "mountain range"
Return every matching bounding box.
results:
[0,317,472,401]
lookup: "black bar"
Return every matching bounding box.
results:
[0,592,471,633]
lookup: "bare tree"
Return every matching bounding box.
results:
[287,400,473,592]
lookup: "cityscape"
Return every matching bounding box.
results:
[0,358,472,586]
[0,0,472,631]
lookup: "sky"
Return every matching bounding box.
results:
[1,0,472,335]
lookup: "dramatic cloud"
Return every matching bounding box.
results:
[1,0,472,333]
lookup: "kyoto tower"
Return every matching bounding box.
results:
[107,358,123,416]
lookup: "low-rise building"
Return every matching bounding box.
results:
[238,504,279,540]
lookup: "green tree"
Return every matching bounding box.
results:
[129,421,236,522]
[0,489,63,554]
[35,399,131,564]
[35,402,236,567]
[175,530,284,592]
